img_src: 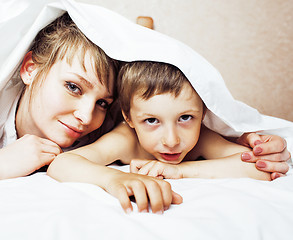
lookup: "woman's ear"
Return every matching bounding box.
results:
[202,103,207,121]
[20,51,37,85]
[122,110,134,128]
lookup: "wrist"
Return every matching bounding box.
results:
[178,161,199,178]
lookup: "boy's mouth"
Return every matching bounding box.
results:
[160,153,181,162]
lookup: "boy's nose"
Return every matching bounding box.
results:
[161,127,180,148]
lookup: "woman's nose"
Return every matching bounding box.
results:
[73,102,95,125]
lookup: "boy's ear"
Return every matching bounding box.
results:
[121,110,134,128]
[20,51,38,85]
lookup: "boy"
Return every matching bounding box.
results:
[48,61,279,213]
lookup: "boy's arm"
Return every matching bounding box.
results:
[177,154,271,180]
[131,127,271,180]
[47,154,182,213]
[182,126,271,180]
[47,122,183,213]
[56,122,138,166]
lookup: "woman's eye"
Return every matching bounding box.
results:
[65,82,81,95]
[96,99,110,110]
[179,115,193,122]
[145,118,159,125]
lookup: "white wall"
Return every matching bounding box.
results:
[77,0,293,121]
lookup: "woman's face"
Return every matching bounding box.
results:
[19,51,114,148]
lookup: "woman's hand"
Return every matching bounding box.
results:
[0,134,62,179]
[238,133,291,179]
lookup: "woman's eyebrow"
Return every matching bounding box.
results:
[70,73,94,89]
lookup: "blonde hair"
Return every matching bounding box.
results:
[28,12,118,98]
[118,61,191,119]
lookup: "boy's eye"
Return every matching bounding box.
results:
[179,115,193,122]
[65,81,81,95]
[145,118,159,125]
[96,99,110,110]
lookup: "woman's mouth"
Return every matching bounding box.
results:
[59,121,83,139]
[160,153,181,162]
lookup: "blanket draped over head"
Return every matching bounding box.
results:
[0,0,292,153]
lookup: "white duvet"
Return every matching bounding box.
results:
[0,1,293,239]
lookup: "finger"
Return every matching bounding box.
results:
[255,160,290,174]
[237,132,262,148]
[130,180,149,212]
[241,151,291,163]
[40,153,56,166]
[40,138,62,148]
[41,144,62,156]
[171,191,183,205]
[130,159,151,173]
[155,180,172,210]
[113,185,133,214]
[271,172,286,180]
[144,180,164,214]
[148,164,164,178]
[130,160,139,173]
[137,161,156,176]
[254,136,287,156]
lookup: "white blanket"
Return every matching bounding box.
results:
[0,1,293,239]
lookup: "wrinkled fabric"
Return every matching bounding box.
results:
[1,0,292,148]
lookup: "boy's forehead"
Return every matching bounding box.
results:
[133,83,202,107]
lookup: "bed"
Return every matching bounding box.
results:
[1,1,293,239]
[1,167,293,240]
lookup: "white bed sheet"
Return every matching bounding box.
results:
[1,167,293,240]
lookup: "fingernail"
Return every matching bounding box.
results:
[254,140,262,145]
[155,210,163,215]
[140,209,148,213]
[274,173,280,179]
[254,147,263,154]
[125,208,132,214]
[256,161,266,168]
[241,152,251,161]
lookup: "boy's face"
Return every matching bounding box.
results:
[127,82,204,164]
[21,51,114,148]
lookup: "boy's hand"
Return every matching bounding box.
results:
[105,170,183,214]
[0,134,62,179]
[238,133,291,179]
[130,159,183,179]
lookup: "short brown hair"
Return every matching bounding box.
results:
[118,61,190,119]
[28,12,118,98]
